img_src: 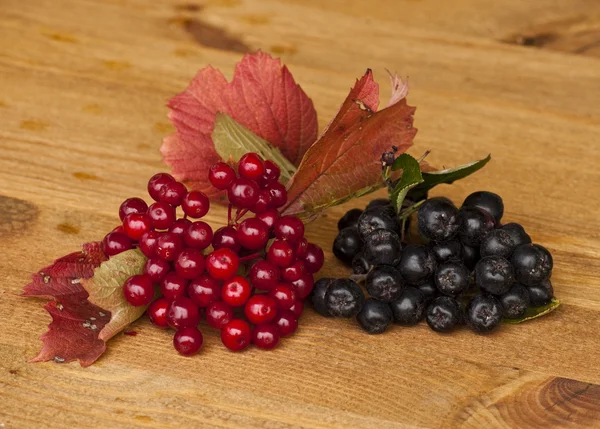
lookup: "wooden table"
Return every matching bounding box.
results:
[2,0,600,427]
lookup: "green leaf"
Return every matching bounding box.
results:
[409,154,491,201]
[212,113,297,184]
[81,249,148,342]
[503,298,561,324]
[389,154,424,214]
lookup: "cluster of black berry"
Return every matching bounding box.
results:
[101,152,323,355]
[315,191,554,334]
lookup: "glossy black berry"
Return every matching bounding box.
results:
[480,229,516,258]
[363,229,402,267]
[425,296,462,333]
[527,279,554,307]
[458,207,495,246]
[511,244,553,286]
[417,197,460,242]
[462,244,480,271]
[417,279,438,302]
[357,207,401,239]
[356,299,393,334]
[397,244,436,285]
[311,278,335,317]
[366,265,405,302]
[351,252,370,275]
[325,278,365,318]
[462,191,504,225]
[430,240,462,263]
[500,223,531,248]
[434,261,470,296]
[332,227,363,265]
[338,208,363,231]
[390,287,426,325]
[465,294,502,333]
[475,256,515,295]
[366,198,392,211]
[500,284,530,319]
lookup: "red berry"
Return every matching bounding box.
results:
[274,310,298,337]
[206,248,240,281]
[123,212,152,240]
[255,209,279,236]
[123,274,155,307]
[281,260,306,282]
[139,230,160,257]
[222,276,252,307]
[212,226,242,252]
[112,225,125,233]
[295,238,309,259]
[237,218,269,250]
[206,301,234,329]
[182,191,210,218]
[188,274,221,308]
[260,160,280,185]
[184,221,213,250]
[251,189,273,214]
[274,215,305,243]
[267,240,295,268]
[168,218,192,238]
[102,231,133,256]
[249,260,280,290]
[238,152,265,181]
[291,273,314,299]
[244,295,278,324]
[269,283,297,309]
[144,257,171,283]
[147,201,176,230]
[119,197,149,221]
[147,298,169,328]
[303,243,324,274]
[289,300,304,318]
[221,319,251,351]
[228,178,260,208]
[156,232,183,261]
[167,296,200,329]
[160,273,188,301]
[208,162,236,190]
[252,324,280,350]
[265,182,287,208]
[174,248,205,279]
[159,181,187,206]
[173,326,203,356]
[148,173,176,202]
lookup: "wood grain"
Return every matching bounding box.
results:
[2,0,600,427]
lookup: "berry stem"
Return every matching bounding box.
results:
[227,204,233,226]
[239,252,262,263]
[235,208,249,223]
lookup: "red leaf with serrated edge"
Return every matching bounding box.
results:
[161,51,318,197]
[282,70,417,218]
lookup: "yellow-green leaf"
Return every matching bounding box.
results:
[503,298,561,324]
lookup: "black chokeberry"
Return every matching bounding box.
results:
[500,284,530,319]
[352,252,370,275]
[311,278,335,317]
[527,279,554,307]
[390,287,426,325]
[356,299,393,334]
[475,256,515,295]
[430,240,462,263]
[458,207,495,246]
[462,244,480,271]
[511,244,553,286]
[338,208,363,231]
[462,191,504,225]
[325,278,365,318]
[465,294,502,333]
[425,296,462,333]
[500,223,531,248]
[417,280,438,302]
[366,198,392,211]
[332,227,363,265]
[363,229,402,267]
[480,229,516,258]
[366,265,405,302]
[417,197,460,242]
[434,261,470,296]
[397,244,436,285]
[357,207,401,239]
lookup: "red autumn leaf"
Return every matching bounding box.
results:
[282,70,417,218]
[162,51,318,197]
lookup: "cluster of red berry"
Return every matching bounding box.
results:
[101,153,323,356]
